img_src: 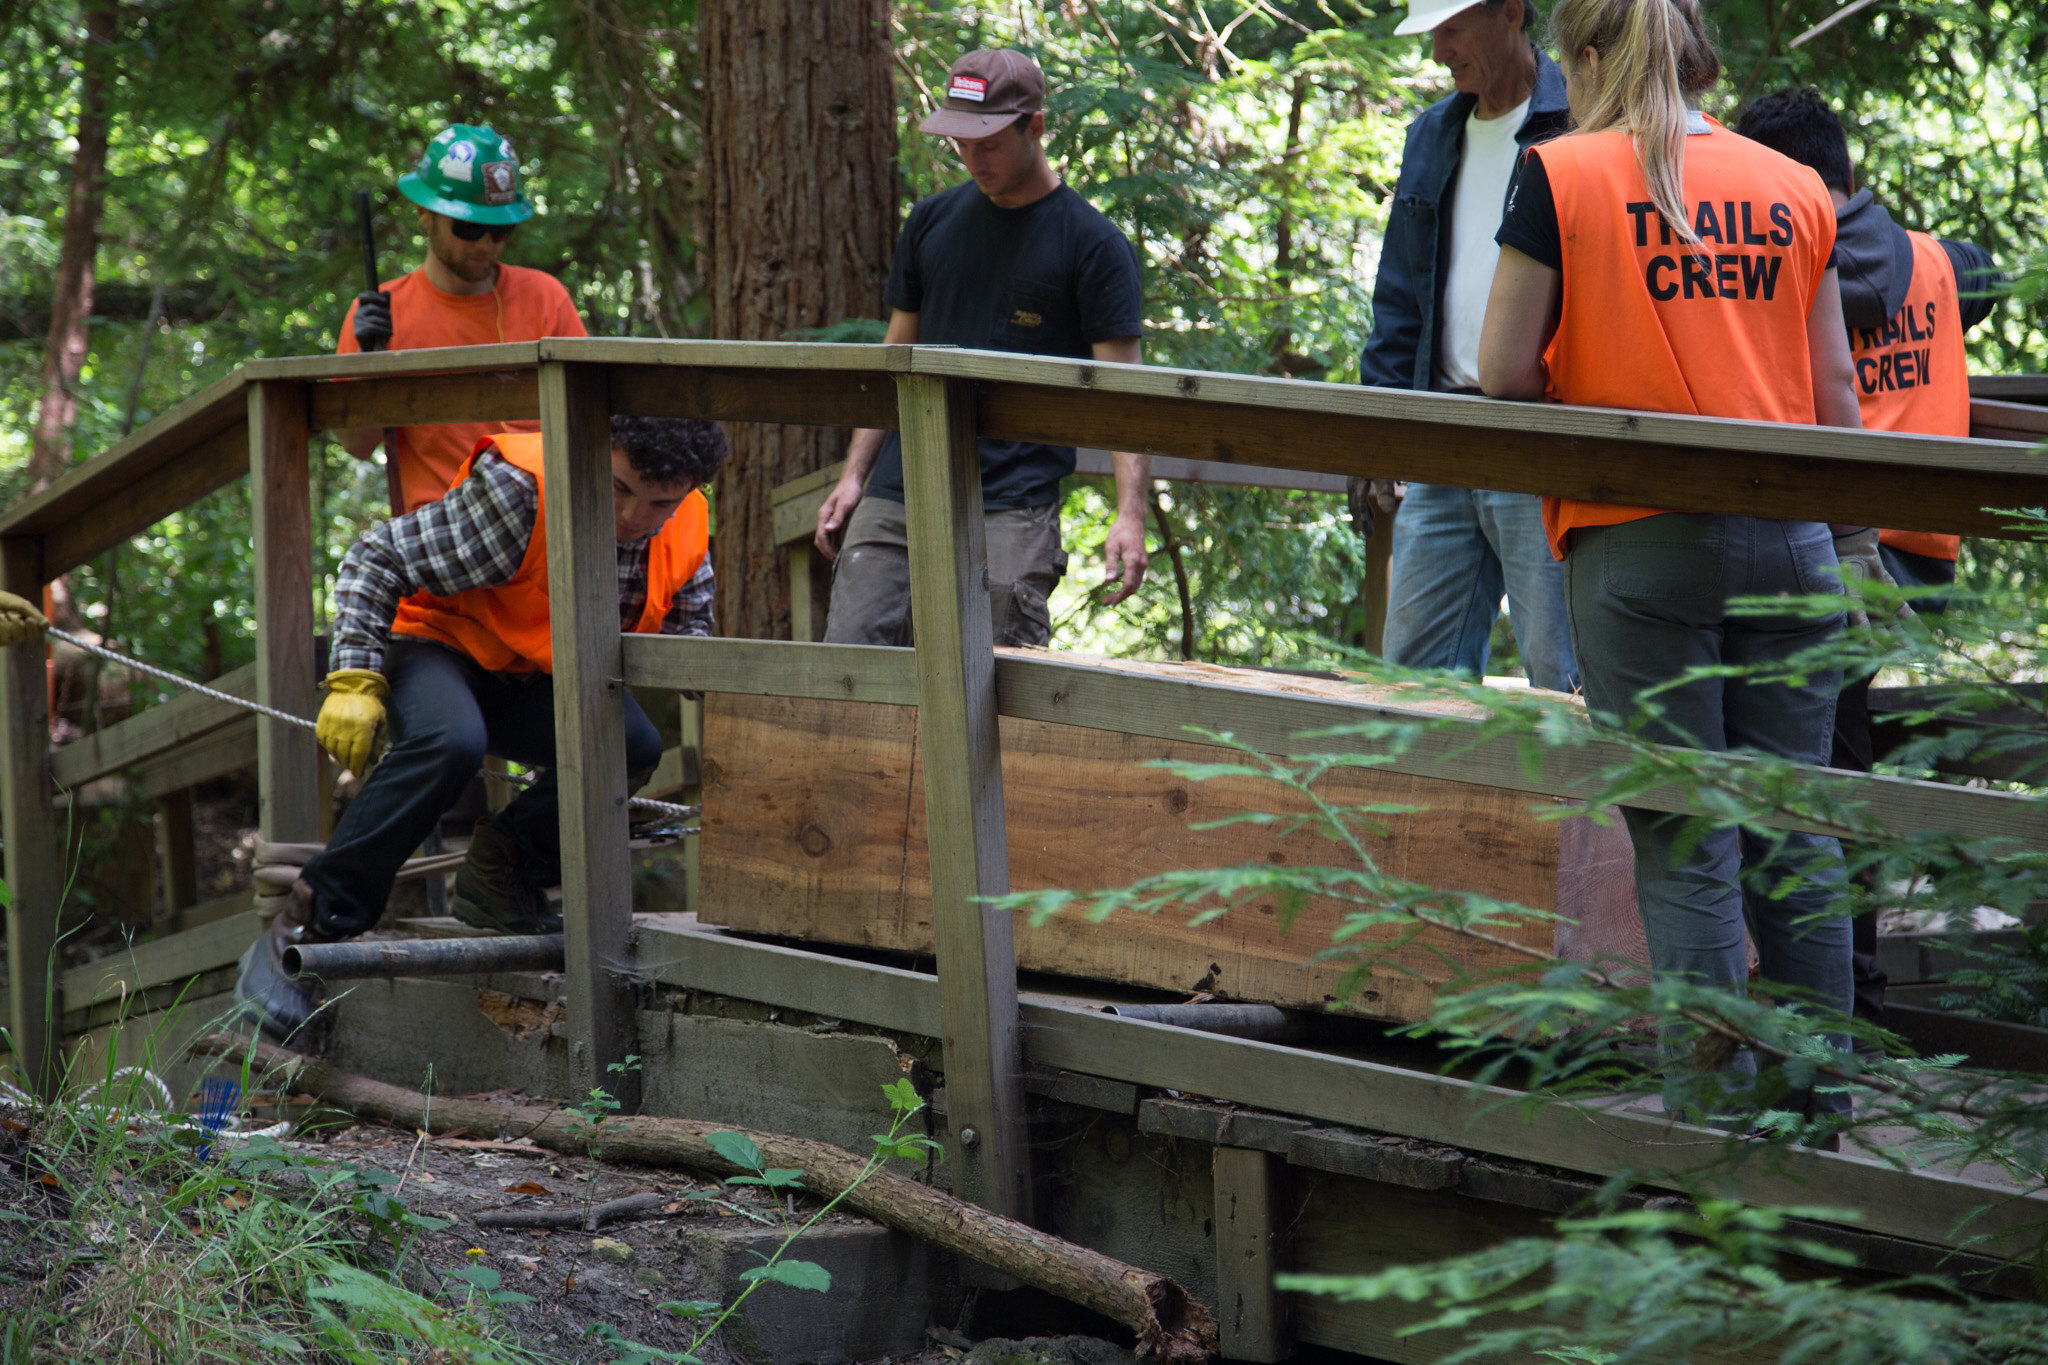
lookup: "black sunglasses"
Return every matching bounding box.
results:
[449,219,515,242]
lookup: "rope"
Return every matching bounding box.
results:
[49,627,700,821]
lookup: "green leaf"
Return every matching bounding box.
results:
[660,1300,724,1319]
[706,1131,764,1172]
[739,1259,832,1292]
[882,1077,923,1113]
[451,1264,501,1293]
[728,1167,804,1190]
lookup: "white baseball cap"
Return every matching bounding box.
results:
[1394,0,1489,35]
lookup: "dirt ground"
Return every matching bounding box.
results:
[1,1097,964,1365]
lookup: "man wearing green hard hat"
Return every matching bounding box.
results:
[336,124,587,512]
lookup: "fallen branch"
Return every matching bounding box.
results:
[198,1036,1217,1361]
[476,1190,666,1232]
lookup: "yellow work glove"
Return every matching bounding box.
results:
[316,669,388,776]
[0,590,48,647]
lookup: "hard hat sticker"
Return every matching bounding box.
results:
[948,75,988,103]
[482,161,518,204]
[438,141,477,182]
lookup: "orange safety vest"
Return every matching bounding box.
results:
[1535,118,1837,559]
[391,432,710,674]
[1854,231,1970,562]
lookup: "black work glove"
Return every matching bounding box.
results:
[352,289,393,352]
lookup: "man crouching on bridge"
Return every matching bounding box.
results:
[236,416,726,1038]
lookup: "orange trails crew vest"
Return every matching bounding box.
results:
[1534,118,1837,560]
[1853,230,1970,562]
[390,432,710,675]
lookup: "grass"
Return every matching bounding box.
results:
[1,1002,548,1365]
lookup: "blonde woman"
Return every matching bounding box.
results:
[1477,0,1861,1124]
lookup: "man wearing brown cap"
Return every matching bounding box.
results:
[815,48,1150,647]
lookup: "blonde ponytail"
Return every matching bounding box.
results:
[1549,0,1721,247]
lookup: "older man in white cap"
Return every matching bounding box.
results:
[1358,0,1578,694]
[815,48,1151,649]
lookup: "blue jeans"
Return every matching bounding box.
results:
[300,639,665,937]
[1564,514,1852,1116]
[1382,485,1579,692]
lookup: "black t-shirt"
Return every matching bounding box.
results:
[866,180,1143,510]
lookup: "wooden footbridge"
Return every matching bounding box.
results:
[5,341,2048,1361]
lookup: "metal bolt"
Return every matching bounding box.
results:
[959,1126,980,1148]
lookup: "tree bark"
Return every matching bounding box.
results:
[31,0,119,487]
[201,1036,1219,1362]
[701,0,896,640]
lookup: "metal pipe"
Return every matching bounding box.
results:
[1100,1003,1310,1044]
[283,934,565,981]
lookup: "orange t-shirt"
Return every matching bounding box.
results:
[1534,118,1837,558]
[337,264,587,512]
[1853,231,1971,562]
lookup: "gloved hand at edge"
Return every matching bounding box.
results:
[0,590,48,647]
[317,669,388,776]
[1831,527,1913,630]
[352,290,393,352]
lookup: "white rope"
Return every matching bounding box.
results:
[49,627,699,821]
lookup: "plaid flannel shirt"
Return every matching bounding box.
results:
[330,451,715,675]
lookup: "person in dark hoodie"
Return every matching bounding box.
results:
[1356,0,1579,694]
[1736,86,1999,1023]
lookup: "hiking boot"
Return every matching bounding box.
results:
[451,818,561,935]
[234,879,337,1041]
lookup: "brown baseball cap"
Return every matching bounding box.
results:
[918,49,1046,138]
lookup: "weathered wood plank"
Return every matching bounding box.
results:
[306,369,540,431]
[540,360,639,1108]
[896,371,1028,1224]
[905,347,2047,540]
[50,664,257,790]
[700,693,1585,1022]
[992,652,2048,849]
[633,917,2048,1261]
[136,716,258,800]
[1214,1145,1296,1363]
[1073,447,1348,494]
[249,382,321,845]
[1969,374,2048,404]
[156,790,200,917]
[541,337,913,373]
[60,912,263,1010]
[608,363,897,431]
[1,538,61,1094]
[621,634,916,704]
[243,342,542,383]
[0,369,247,542]
[1970,397,2048,443]
[42,420,250,579]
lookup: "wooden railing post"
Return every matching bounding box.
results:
[1,537,60,1094]
[249,381,322,850]
[895,371,1028,1222]
[539,361,640,1110]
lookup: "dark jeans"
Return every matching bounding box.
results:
[1830,544,1958,1019]
[300,639,663,937]
[1564,514,1853,1116]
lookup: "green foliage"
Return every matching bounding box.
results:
[1940,921,2048,1028]
[999,538,2048,1357]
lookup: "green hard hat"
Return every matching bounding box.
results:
[396,124,535,226]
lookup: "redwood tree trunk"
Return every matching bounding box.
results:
[31,0,118,488]
[702,0,896,640]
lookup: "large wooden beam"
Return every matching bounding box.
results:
[1214,1145,1296,1362]
[0,537,60,1095]
[896,371,1029,1224]
[906,348,2047,540]
[249,382,321,847]
[540,360,640,1109]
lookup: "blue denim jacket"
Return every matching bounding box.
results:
[1358,49,1572,391]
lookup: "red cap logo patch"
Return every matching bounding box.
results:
[948,74,988,103]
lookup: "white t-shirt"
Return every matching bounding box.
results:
[1435,96,1532,391]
